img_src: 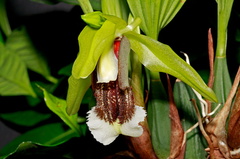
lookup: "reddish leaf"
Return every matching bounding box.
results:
[167,74,185,159]
[227,87,240,149]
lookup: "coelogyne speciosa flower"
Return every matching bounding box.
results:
[87,37,146,145]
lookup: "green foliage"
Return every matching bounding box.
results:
[5,27,58,84]
[0,123,79,157]
[127,0,186,39]
[147,76,171,158]
[0,43,36,96]
[124,31,217,102]
[0,110,51,126]
[173,81,207,158]
[42,87,82,135]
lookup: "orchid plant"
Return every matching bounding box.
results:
[1,0,239,159]
[66,2,216,146]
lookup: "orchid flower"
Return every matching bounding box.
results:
[87,37,146,145]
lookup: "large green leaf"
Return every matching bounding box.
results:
[72,20,116,79]
[0,44,36,97]
[102,0,129,21]
[5,27,57,83]
[173,80,207,159]
[147,73,171,158]
[0,123,78,157]
[66,75,91,115]
[127,0,186,39]
[124,31,217,102]
[42,88,81,135]
[0,110,51,126]
[212,58,232,110]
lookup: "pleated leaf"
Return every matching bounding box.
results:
[5,27,57,83]
[0,44,36,97]
[124,31,217,102]
[102,0,129,21]
[173,80,207,159]
[213,0,234,110]
[147,76,171,158]
[127,0,186,39]
[212,58,232,110]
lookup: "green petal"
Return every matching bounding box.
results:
[124,31,217,102]
[66,75,91,115]
[72,20,116,79]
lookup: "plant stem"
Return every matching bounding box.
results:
[78,0,93,14]
[215,0,234,57]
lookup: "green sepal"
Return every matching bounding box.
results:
[66,75,91,115]
[124,31,217,102]
[72,20,116,79]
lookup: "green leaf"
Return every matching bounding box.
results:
[0,0,11,37]
[5,27,58,83]
[0,110,51,126]
[0,44,36,97]
[66,75,91,115]
[102,0,129,21]
[215,0,233,57]
[72,20,116,79]
[127,0,186,39]
[42,88,82,135]
[0,123,77,157]
[147,74,170,158]
[212,58,232,110]
[124,31,217,102]
[173,80,207,159]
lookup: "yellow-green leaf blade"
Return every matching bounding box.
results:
[124,31,217,102]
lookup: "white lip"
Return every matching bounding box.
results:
[87,105,146,145]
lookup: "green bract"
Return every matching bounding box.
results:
[81,11,106,29]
